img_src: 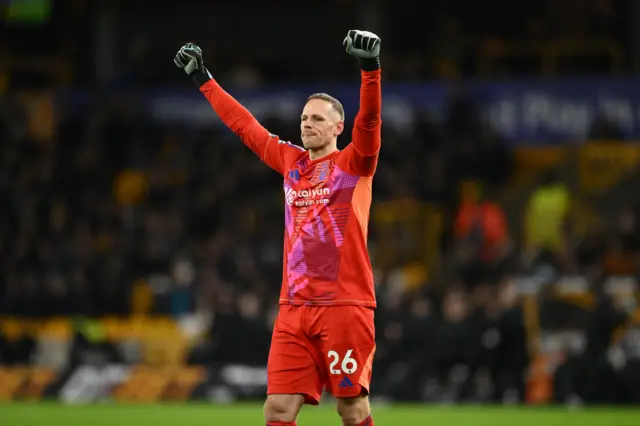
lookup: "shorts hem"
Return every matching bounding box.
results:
[332,383,369,399]
[278,299,376,308]
[266,388,321,406]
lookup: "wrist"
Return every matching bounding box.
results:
[359,57,380,71]
[191,67,212,87]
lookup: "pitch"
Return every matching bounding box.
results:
[2,403,639,426]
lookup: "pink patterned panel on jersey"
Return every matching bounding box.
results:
[285,164,360,292]
[284,199,294,237]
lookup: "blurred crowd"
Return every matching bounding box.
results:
[0,84,517,318]
[1,80,639,402]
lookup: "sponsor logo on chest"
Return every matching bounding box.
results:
[285,187,331,207]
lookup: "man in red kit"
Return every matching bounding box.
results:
[175,29,381,426]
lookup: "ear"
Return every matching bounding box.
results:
[335,121,345,137]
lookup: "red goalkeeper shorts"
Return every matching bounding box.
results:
[266,304,376,405]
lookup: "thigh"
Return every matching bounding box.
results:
[316,306,376,398]
[267,305,324,405]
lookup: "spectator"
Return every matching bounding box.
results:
[523,170,570,267]
[454,181,510,289]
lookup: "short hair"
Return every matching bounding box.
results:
[306,93,345,121]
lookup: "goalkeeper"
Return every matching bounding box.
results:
[175,30,382,426]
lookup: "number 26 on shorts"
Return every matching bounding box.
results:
[327,349,358,375]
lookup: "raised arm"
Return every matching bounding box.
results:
[198,78,304,174]
[340,31,382,177]
[350,70,382,160]
[174,43,303,175]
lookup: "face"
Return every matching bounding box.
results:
[443,292,467,322]
[300,99,344,151]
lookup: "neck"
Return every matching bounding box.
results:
[308,145,337,161]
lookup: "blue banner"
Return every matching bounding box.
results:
[144,78,640,144]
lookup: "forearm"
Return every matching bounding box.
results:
[195,71,288,173]
[352,69,382,155]
[356,69,382,125]
[197,72,261,137]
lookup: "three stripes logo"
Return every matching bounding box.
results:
[338,376,353,389]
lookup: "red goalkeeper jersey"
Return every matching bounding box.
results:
[199,69,382,308]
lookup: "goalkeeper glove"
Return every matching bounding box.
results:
[174,42,211,86]
[343,29,381,71]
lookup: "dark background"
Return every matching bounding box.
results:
[0,0,639,405]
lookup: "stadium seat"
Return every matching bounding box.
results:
[38,318,72,341]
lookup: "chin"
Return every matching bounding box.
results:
[303,140,328,151]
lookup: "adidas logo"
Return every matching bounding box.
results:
[338,377,353,389]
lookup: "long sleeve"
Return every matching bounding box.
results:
[340,69,382,177]
[199,78,304,175]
